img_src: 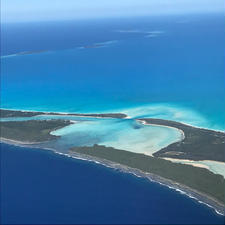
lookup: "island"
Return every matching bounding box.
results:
[138,119,225,162]
[0,109,45,118]
[16,50,49,55]
[69,144,225,214]
[1,110,225,215]
[82,44,103,49]
[0,109,127,119]
[0,120,72,143]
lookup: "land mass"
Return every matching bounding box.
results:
[1,113,224,162]
[0,109,127,119]
[82,44,103,49]
[0,120,72,143]
[138,119,225,162]
[70,144,225,210]
[1,114,225,214]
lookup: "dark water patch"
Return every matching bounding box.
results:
[1,142,224,224]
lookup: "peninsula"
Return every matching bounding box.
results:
[1,109,225,215]
[0,120,72,143]
[69,144,225,214]
[138,119,225,162]
[0,109,127,119]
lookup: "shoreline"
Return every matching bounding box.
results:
[162,157,225,178]
[1,115,224,172]
[139,119,225,176]
[66,151,225,216]
[1,109,225,216]
[1,107,224,132]
[137,119,224,165]
[162,157,210,169]
[137,118,225,134]
[0,108,129,119]
[0,137,44,145]
[135,119,185,157]
[0,119,75,144]
[139,118,225,164]
[136,119,185,143]
[0,139,224,216]
[172,120,225,134]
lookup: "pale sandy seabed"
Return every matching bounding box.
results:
[163,158,225,178]
[1,107,225,177]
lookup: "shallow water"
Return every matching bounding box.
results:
[1,14,225,131]
[3,113,224,177]
[53,117,182,155]
[1,14,225,223]
[164,158,225,178]
[2,115,182,155]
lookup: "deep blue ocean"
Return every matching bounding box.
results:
[1,13,225,224]
[1,143,224,224]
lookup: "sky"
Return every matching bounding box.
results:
[1,0,225,23]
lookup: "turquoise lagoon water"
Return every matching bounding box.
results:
[1,14,225,131]
[1,14,225,163]
[1,14,225,224]
[1,115,182,155]
[44,115,182,155]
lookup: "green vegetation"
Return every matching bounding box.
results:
[1,111,224,205]
[0,120,72,142]
[72,113,127,118]
[0,109,45,118]
[139,119,225,162]
[0,109,127,119]
[70,144,225,204]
